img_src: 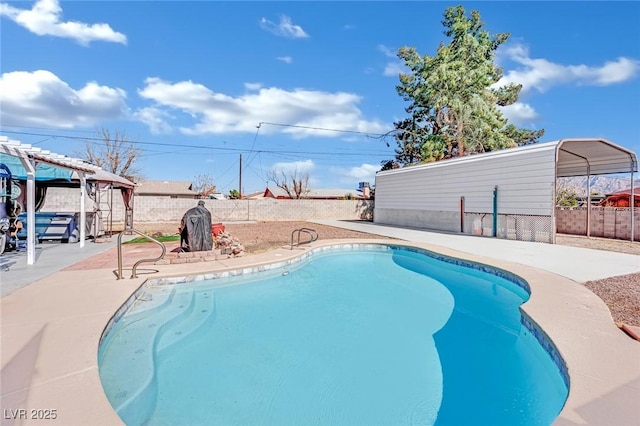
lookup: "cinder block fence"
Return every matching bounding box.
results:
[40,188,374,226]
[556,207,640,240]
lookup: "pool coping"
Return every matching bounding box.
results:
[1,239,639,425]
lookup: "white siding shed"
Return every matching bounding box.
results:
[374,139,637,243]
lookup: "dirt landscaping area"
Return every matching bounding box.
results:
[105,221,640,328]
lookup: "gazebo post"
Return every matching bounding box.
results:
[79,172,86,248]
[18,155,37,265]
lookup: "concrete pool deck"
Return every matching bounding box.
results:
[1,227,639,425]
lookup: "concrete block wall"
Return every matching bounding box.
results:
[556,207,640,240]
[556,208,587,235]
[40,188,373,225]
[374,208,460,233]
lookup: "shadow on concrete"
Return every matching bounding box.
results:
[1,325,45,426]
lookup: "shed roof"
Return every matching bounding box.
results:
[135,180,197,196]
[377,139,638,178]
[264,186,363,199]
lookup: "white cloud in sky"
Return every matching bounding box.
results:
[271,159,315,174]
[383,62,406,77]
[493,42,640,124]
[134,107,173,134]
[0,69,127,128]
[244,82,263,91]
[499,102,538,126]
[277,56,293,64]
[259,15,308,38]
[497,43,640,94]
[137,77,388,137]
[378,44,395,58]
[333,163,378,185]
[378,44,405,77]
[0,0,127,45]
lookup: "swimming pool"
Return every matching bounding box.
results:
[99,244,568,425]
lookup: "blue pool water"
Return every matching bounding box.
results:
[99,245,568,425]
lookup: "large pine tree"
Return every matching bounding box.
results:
[388,5,544,167]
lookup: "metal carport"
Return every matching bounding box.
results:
[374,138,638,243]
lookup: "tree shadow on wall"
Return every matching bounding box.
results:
[356,200,374,221]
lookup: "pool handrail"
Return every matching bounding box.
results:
[290,227,318,249]
[116,228,167,279]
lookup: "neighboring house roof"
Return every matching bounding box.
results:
[606,188,638,196]
[599,188,640,207]
[135,180,198,196]
[263,186,364,199]
[242,190,266,199]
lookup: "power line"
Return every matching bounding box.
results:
[0,129,392,157]
[259,121,389,137]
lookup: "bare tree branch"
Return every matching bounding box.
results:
[192,174,217,198]
[267,168,310,199]
[78,128,142,181]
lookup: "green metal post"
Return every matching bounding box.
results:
[493,186,498,237]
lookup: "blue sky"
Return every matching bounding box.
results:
[1,1,639,194]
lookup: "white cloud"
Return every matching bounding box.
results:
[378,44,396,58]
[277,56,293,64]
[383,62,405,77]
[271,159,315,174]
[378,44,406,77]
[333,163,378,184]
[259,15,308,38]
[0,70,127,128]
[499,102,538,126]
[137,77,388,137]
[496,43,640,94]
[0,0,127,45]
[244,82,263,91]
[343,24,355,31]
[133,107,172,134]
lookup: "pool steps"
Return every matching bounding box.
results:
[100,286,216,425]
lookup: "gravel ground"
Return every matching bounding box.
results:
[584,273,640,327]
[132,221,640,327]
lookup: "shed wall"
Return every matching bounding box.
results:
[374,146,556,234]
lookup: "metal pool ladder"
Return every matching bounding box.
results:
[290,227,318,249]
[116,228,167,279]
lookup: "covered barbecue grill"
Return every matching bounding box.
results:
[180,200,213,252]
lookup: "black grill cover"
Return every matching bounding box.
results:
[180,202,213,252]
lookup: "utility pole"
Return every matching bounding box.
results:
[239,153,242,199]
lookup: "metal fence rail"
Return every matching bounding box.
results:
[464,213,553,243]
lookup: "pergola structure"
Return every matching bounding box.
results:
[0,136,135,264]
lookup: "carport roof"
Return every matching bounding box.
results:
[555,138,638,177]
[376,138,638,179]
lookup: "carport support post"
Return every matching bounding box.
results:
[79,173,86,248]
